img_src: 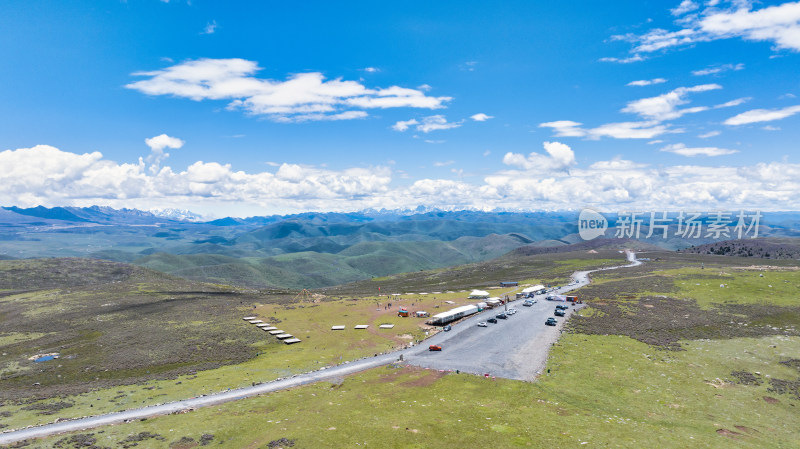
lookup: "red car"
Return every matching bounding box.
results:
[429,345,442,351]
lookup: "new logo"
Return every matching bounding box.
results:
[578,209,608,241]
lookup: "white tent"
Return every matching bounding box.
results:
[468,290,490,299]
[522,284,546,294]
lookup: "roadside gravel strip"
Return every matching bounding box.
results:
[0,251,640,445]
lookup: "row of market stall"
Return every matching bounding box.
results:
[242,316,301,344]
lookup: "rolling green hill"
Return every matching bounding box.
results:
[133,233,535,289]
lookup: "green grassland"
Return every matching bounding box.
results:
[134,233,533,290]
[16,334,800,448]
[324,250,624,296]
[5,250,800,447]
[0,253,592,431]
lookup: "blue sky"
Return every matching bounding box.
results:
[1,0,799,217]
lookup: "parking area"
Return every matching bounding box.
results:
[404,251,638,380]
[404,288,583,381]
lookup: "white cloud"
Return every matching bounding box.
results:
[470,113,494,121]
[362,67,380,73]
[126,58,451,122]
[698,130,721,138]
[201,20,217,35]
[145,134,184,174]
[417,115,462,133]
[538,120,586,137]
[632,27,702,53]
[502,141,577,171]
[588,121,673,139]
[599,55,646,64]
[692,62,744,76]
[280,110,368,122]
[627,78,668,86]
[6,143,800,214]
[621,84,721,121]
[461,61,478,71]
[617,1,800,57]
[672,0,699,16]
[433,160,455,166]
[762,125,781,131]
[392,119,419,132]
[724,104,800,125]
[145,134,184,152]
[394,115,462,133]
[714,97,750,108]
[539,120,671,140]
[540,84,722,141]
[660,143,738,156]
[589,158,649,170]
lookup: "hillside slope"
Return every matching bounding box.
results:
[0,258,269,400]
[678,237,800,259]
[133,233,532,289]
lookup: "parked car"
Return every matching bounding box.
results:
[545,317,557,326]
[477,321,488,327]
[429,345,442,351]
[554,309,566,317]
[443,325,452,332]
[507,308,517,315]
[556,304,569,310]
[488,318,498,324]
[523,300,533,307]
[496,313,507,320]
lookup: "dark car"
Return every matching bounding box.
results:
[488,318,498,324]
[554,309,566,317]
[443,325,452,332]
[556,304,569,310]
[545,317,557,326]
[496,313,507,320]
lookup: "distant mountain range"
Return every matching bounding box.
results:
[2,205,800,289]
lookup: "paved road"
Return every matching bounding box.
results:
[405,250,641,379]
[0,251,639,445]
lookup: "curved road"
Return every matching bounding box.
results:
[0,251,640,445]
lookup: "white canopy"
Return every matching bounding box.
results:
[522,284,546,293]
[468,290,490,298]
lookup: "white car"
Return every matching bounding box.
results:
[477,322,488,327]
[507,309,517,315]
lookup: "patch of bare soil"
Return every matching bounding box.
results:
[734,425,759,434]
[716,428,745,439]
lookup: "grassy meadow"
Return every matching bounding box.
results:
[0,254,598,432]
[4,251,800,447]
